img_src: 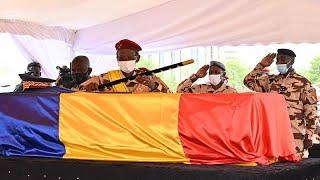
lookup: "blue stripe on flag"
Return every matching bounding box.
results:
[0,93,65,158]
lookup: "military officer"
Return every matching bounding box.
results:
[177,61,237,93]
[79,39,170,93]
[243,49,319,158]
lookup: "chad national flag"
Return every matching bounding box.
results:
[0,90,300,165]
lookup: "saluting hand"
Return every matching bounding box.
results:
[195,65,209,78]
[260,53,276,67]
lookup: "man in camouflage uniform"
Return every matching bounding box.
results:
[79,39,170,93]
[243,49,319,157]
[57,56,92,90]
[177,61,236,93]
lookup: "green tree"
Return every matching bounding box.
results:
[136,57,158,70]
[224,59,250,92]
[305,56,320,84]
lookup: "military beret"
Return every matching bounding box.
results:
[277,49,296,57]
[210,61,226,71]
[115,39,142,52]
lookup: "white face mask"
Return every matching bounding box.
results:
[276,64,288,74]
[209,74,222,85]
[118,60,136,73]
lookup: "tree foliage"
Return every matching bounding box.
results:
[305,56,320,84]
[224,59,250,92]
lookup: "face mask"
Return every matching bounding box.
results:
[72,72,88,84]
[118,60,136,73]
[209,74,222,85]
[277,64,288,74]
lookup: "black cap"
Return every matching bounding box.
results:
[277,49,296,57]
[210,61,226,71]
[27,62,41,69]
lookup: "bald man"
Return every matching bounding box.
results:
[57,56,92,90]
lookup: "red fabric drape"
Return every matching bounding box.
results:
[178,93,300,165]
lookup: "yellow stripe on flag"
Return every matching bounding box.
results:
[59,92,189,163]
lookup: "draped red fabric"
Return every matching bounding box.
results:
[178,93,300,165]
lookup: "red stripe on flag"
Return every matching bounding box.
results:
[178,93,299,165]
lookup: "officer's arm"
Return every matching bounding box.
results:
[176,74,198,93]
[149,74,171,93]
[79,75,107,91]
[243,63,269,92]
[302,83,319,142]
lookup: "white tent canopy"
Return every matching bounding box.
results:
[0,0,170,29]
[0,0,320,54]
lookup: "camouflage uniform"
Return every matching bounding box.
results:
[81,68,170,93]
[244,63,319,157]
[177,74,237,93]
[56,76,91,91]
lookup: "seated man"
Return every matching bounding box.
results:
[57,56,92,90]
[79,39,170,93]
[14,62,42,92]
[243,49,319,158]
[177,61,237,93]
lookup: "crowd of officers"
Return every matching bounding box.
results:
[14,39,319,158]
